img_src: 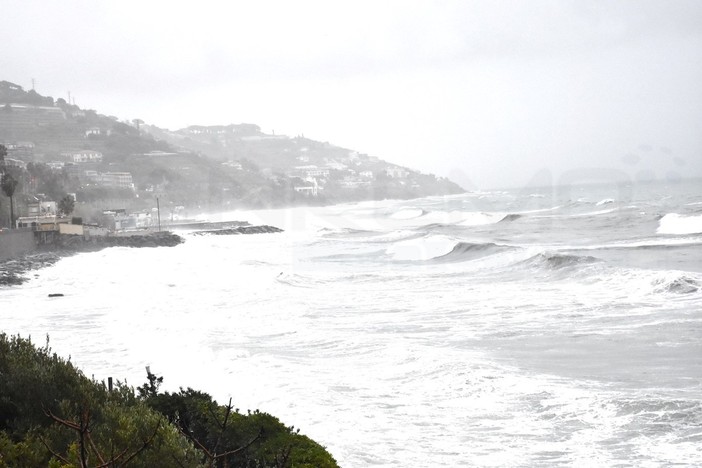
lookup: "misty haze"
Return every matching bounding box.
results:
[1,1,702,467]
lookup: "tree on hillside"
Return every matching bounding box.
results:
[0,144,6,166]
[1,172,19,228]
[139,369,339,468]
[58,194,75,217]
[0,334,203,467]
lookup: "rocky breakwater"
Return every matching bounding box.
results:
[0,232,184,286]
[191,225,284,236]
[56,231,184,251]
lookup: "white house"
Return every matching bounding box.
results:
[100,172,135,190]
[294,178,319,197]
[62,150,103,163]
[386,166,410,179]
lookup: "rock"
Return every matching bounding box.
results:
[0,232,185,287]
[192,225,283,236]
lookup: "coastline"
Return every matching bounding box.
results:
[0,250,70,285]
[0,231,184,286]
[0,224,283,286]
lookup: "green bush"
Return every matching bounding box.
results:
[0,334,337,467]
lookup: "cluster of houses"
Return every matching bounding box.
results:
[287,154,411,197]
[16,198,155,237]
[0,146,137,191]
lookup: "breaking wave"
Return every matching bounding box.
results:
[499,214,522,223]
[457,212,507,226]
[652,275,700,294]
[432,242,514,263]
[516,252,601,271]
[390,208,426,220]
[385,235,456,261]
[657,213,702,235]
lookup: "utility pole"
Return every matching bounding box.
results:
[156,197,161,232]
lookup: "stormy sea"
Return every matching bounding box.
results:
[2,178,702,467]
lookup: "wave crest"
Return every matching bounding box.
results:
[390,208,425,220]
[657,213,702,235]
[432,242,514,263]
[518,252,600,271]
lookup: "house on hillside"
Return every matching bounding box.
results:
[0,81,23,92]
[386,166,410,179]
[222,160,243,170]
[84,127,105,137]
[294,179,319,197]
[62,150,103,163]
[100,172,135,190]
[4,141,35,159]
[295,165,330,178]
[3,158,27,170]
[46,161,65,171]
[325,159,348,171]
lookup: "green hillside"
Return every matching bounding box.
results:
[0,80,463,224]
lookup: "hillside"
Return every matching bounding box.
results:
[0,80,463,224]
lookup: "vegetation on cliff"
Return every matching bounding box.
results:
[0,333,338,467]
[1,80,463,227]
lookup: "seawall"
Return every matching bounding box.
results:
[0,230,37,261]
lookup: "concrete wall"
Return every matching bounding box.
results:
[0,229,37,260]
[59,224,84,235]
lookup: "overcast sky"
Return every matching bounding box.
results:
[2,0,701,189]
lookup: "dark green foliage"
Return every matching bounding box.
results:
[0,334,86,437]
[58,195,75,217]
[142,381,338,468]
[0,334,203,467]
[0,173,18,198]
[0,335,338,468]
[26,163,71,201]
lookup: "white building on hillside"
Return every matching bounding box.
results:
[62,150,103,163]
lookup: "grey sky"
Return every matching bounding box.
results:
[2,0,701,189]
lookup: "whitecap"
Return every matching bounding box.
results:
[458,212,505,226]
[389,208,425,220]
[657,213,702,235]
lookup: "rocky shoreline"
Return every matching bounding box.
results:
[55,231,185,251]
[0,251,69,286]
[0,231,184,286]
[191,225,283,236]
[0,226,284,286]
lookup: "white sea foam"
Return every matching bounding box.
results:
[389,208,424,220]
[572,236,702,250]
[657,213,702,235]
[408,209,469,225]
[596,198,615,206]
[3,183,702,468]
[564,207,618,218]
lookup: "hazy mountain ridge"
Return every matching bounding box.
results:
[0,80,464,216]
